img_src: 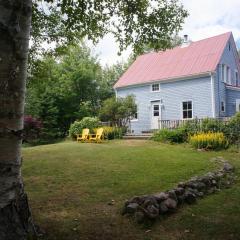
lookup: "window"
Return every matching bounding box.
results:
[235,70,239,86]
[221,64,225,82]
[222,64,231,84]
[221,101,225,112]
[153,104,160,116]
[131,106,138,121]
[182,101,193,119]
[152,83,160,92]
[227,66,231,84]
[228,42,231,51]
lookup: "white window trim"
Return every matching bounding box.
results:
[227,66,231,85]
[221,64,226,83]
[235,70,239,86]
[130,106,138,122]
[236,99,240,112]
[221,101,226,113]
[151,83,160,92]
[181,100,193,120]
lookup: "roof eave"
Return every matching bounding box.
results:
[114,71,215,90]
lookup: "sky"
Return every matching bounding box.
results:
[94,0,240,66]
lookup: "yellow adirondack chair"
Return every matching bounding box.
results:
[76,128,89,142]
[89,128,104,143]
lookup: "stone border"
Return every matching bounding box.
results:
[122,161,236,223]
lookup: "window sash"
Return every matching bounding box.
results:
[221,101,225,112]
[152,84,160,91]
[182,101,192,119]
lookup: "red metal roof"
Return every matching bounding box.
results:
[114,32,232,88]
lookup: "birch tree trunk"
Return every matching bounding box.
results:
[0,1,36,239]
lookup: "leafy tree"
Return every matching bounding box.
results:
[99,60,133,99]
[100,95,137,127]
[0,0,188,238]
[26,44,102,138]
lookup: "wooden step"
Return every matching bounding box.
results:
[123,134,153,140]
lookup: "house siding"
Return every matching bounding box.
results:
[226,88,240,116]
[216,35,240,117]
[116,76,213,134]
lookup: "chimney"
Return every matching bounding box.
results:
[181,34,191,48]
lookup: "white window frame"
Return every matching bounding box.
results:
[221,101,226,112]
[151,83,160,92]
[221,64,227,83]
[235,70,239,86]
[152,104,160,117]
[182,100,193,120]
[236,99,240,112]
[227,66,231,84]
[130,105,138,122]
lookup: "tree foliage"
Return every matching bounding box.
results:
[26,43,131,139]
[99,95,137,126]
[32,0,188,57]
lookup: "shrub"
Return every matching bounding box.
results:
[152,128,187,143]
[201,118,225,133]
[23,116,42,142]
[224,112,240,144]
[69,117,100,138]
[102,126,126,140]
[189,132,229,150]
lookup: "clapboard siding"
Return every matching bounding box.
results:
[216,35,240,117]
[116,76,213,134]
[226,88,240,116]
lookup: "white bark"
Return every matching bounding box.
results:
[0,1,35,239]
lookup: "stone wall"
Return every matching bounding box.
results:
[122,160,235,223]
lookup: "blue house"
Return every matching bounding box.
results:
[113,32,240,134]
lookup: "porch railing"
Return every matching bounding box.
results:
[158,117,230,130]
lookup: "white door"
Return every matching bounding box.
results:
[151,102,160,129]
[236,99,240,112]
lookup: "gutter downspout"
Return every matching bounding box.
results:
[211,72,216,118]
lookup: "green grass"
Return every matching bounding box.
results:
[22,140,240,240]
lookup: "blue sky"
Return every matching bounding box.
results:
[94,0,240,66]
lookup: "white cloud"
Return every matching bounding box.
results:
[180,0,240,42]
[95,0,240,66]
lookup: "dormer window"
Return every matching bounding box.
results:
[151,83,160,92]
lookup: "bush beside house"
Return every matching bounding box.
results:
[152,112,240,150]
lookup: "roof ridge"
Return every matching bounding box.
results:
[139,32,232,57]
[114,31,233,89]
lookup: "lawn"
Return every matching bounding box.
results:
[22,140,240,240]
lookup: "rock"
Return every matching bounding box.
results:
[178,182,186,188]
[145,205,159,219]
[159,202,169,214]
[196,191,204,198]
[143,197,158,207]
[184,191,196,204]
[154,192,169,202]
[162,198,177,210]
[173,187,185,196]
[177,195,185,204]
[167,190,178,201]
[195,182,207,191]
[223,163,234,172]
[134,211,145,223]
[126,203,139,213]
